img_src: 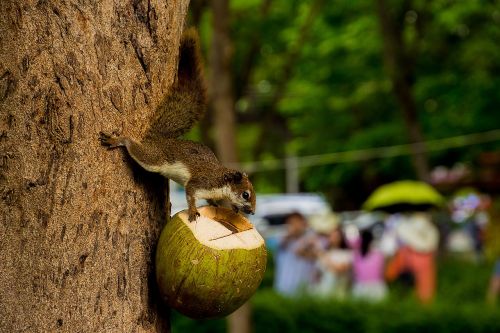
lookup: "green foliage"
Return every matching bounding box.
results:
[436,256,492,303]
[171,311,225,333]
[196,0,500,206]
[174,288,500,333]
[172,256,500,333]
[258,249,275,290]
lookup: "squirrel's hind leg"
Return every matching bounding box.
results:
[100,132,165,173]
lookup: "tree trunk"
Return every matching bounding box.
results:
[210,0,238,164]
[227,301,252,333]
[0,0,189,332]
[209,1,252,331]
[375,0,430,182]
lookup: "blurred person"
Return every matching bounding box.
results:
[468,195,491,262]
[274,212,317,296]
[385,212,439,304]
[379,214,400,256]
[351,229,387,301]
[484,197,500,304]
[487,259,500,305]
[466,217,485,262]
[451,191,490,262]
[310,225,353,299]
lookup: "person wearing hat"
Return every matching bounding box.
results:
[385,212,439,303]
[308,213,353,299]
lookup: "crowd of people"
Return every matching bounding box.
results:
[273,211,439,303]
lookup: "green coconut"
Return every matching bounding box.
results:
[155,206,267,319]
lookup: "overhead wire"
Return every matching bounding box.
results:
[227,129,500,173]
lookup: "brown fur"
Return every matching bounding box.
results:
[100,29,255,221]
[145,28,207,141]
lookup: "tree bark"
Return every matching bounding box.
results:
[375,0,430,182]
[210,0,238,164]
[0,0,189,332]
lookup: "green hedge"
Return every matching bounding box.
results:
[251,291,500,333]
[172,292,500,333]
[171,257,500,333]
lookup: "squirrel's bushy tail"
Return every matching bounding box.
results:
[177,28,205,90]
[145,28,207,140]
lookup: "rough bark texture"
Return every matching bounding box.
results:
[0,0,189,332]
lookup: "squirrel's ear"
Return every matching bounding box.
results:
[224,171,243,184]
[233,171,243,183]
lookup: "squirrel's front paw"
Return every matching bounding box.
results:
[188,209,200,222]
[99,132,122,149]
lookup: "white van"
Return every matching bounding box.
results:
[249,193,332,251]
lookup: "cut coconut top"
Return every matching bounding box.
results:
[179,206,265,250]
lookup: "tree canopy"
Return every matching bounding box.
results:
[192,0,500,209]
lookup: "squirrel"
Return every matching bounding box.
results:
[99,28,256,222]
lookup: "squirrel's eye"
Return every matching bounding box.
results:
[242,191,250,200]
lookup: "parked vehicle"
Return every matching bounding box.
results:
[249,193,332,251]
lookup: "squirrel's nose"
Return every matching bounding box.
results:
[243,206,254,215]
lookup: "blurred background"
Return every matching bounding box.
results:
[173,0,500,331]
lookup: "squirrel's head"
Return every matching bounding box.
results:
[224,170,256,215]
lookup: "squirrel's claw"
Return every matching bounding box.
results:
[99,132,112,145]
[99,132,123,149]
[99,131,108,140]
[188,210,200,222]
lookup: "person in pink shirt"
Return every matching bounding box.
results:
[351,229,387,301]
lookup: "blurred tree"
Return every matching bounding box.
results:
[210,0,239,163]
[375,0,430,182]
[209,2,253,332]
[195,0,500,207]
[252,0,324,159]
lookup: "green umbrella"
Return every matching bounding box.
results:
[363,180,445,212]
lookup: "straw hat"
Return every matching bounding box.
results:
[309,212,340,234]
[396,213,439,253]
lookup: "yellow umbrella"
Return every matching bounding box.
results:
[363,180,444,212]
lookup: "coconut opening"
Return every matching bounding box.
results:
[178,206,264,250]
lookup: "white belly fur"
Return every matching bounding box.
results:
[139,161,191,185]
[195,186,229,200]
